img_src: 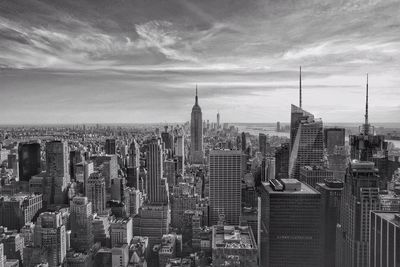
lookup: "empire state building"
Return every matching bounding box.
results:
[190,87,204,164]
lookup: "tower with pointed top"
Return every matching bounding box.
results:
[190,86,204,164]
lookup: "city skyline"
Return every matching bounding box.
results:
[1,0,400,124]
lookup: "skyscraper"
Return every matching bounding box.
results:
[336,161,380,267]
[261,178,322,267]
[289,105,324,180]
[324,128,345,155]
[175,135,185,174]
[241,132,247,152]
[18,142,41,182]
[259,133,267,155]
[161,126,174,151]
[105,138,116,155]
[146,138,168,204]
[275,142,289,179]
[190,87,204,164]
[369,211,400,267]
[349,75,386,162]
[34,211,67,267]
[217,111,220,129]
[316,179,343,267]
[46,140,70,204]
[86,172,106,214]
[70,197,94,251]
[209,150,243,226]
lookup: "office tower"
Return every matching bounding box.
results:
[111,177,126,202]
[126,187,141,216]
[369,211,400,267]
[69,150,81,180]
[217,112,220,129]
[146,138,168,204]
[0,193,42,231]
[161,126,174,151]
[209,150,243,226]
[259,133,267,155]
[70,197,94,251]
[274,143,289,179]
[0,232,24,266]
[289,105,324,180]
[7,154,17,179]
[328,147,347,181]
[128,139,140,169]
[276,121,281,132]
[34,212,67,266]
[46,140,70,204]
[212,225,258,267]
[18,142,41,182]
[105,138,116,155]
[111,244,129,267]
[299,165,333,188]
[349,76,386,162]
[265,157,276,182]
[175,135,185,174]
[261,179,322,267]
[170,188,197,231]
[132,205,170,247]
[164,159,176,189]
[90,155,118,190]
[86,172,106,214]
[336,161,380,267]
[190,87,204,164]
[324,128,345,155]
[241,132,247,152]
[92,215,111,247]
[110,218,133,247]
[316,179,343,267]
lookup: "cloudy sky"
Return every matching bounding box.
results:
[0,0,399,124]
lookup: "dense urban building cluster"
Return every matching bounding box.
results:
[0,76,399,267]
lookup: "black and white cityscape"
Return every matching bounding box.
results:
[1,1,400,267]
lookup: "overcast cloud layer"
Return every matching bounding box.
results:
[0,0,399,124]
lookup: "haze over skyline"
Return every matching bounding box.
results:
[1,0,400,124]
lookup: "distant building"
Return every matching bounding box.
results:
[190,88,204,164]
[274,143,289,179]
[46,140,70,204]
[18,142,41,182]
[324,128,345,155]
[369,211,400,267]
[259,133,267,155]
[261,179,322,267]
[212,225,258,267]
[146,138,168,204]
[0,232,24,266]
[209,150,243,226]
[105,139,116,155]
[65,251,92,267]
[86,172,106,214]
[158,234,178,267]
[161,126,174,151]
[111,244,129,267]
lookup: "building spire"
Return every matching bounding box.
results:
[195,84,198,105]
[363,73,370,135]
[299,66,302,108]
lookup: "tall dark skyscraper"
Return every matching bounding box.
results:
[161,126,174,151]
[217,111,220,129]
[259,133,267,155]
[190,87,204,164]
[18,142,41,182]
[241,132,247,152]
[146,138,168,204]
[105,139,116,155]
[209,150,243,226]
[261,178,322,267]
[275,142,289,179]
[316,179,343,267]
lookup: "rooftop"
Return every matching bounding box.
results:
[372,211,400,226]
[263,179,319,195]
[212,225,257,250]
